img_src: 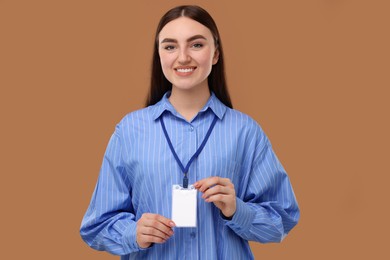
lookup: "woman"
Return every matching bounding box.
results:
[80,5,300,259]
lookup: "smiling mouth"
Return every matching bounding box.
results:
[175,67,196,73]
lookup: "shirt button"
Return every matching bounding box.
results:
[189,126,194,132]
[190,232,196,238]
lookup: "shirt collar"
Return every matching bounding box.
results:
[151,91,227,120]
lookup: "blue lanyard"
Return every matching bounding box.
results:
[160,114,218,188]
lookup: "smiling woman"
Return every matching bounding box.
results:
[147,5,232,111]
[80,5,300,260]
[158,17,220,121]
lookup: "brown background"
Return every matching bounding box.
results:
[1,0,389,259]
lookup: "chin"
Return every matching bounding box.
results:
[171,80,208,92]
[173,86,198,91]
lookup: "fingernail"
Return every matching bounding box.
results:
[170,221,176,227]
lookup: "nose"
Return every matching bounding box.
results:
[178,48,191,64]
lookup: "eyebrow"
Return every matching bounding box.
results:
[160,34,207,44]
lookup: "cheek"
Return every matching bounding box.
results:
[159,54,174,80]
[195,50,214,67]
[159,52,174,69]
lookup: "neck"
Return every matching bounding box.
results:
[169,85,211,121]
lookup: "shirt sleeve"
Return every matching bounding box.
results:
[80,122,141,255]
[224,122,300,243]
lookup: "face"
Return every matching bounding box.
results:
[158,17,219,92]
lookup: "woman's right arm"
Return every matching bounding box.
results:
[80,123,175,255]
[80,125,141,255]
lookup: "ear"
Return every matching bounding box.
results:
[212,49,219,65]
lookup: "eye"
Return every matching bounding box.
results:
[163,45,176,51]
[192,43,203,49]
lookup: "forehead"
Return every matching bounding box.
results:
[159,17,213,41]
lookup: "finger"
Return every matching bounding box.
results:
[142,213,175,226]
[137,233,168,247]
[140,213,175,229]
[149,214,176,228]
[195,177,229,192]
[201,185,232,199]
[142,217,175,237]
[203,191,234,203]
[140,226,173,240]
[196,177,233,193]
[194,176,220,191]
[204,193,232,204]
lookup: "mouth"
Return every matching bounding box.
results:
[174,66,197,74]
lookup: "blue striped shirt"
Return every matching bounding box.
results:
[80,92,300,259]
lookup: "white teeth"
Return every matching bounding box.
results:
[177,68,194,73]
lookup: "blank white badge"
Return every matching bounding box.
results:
[171,184,197,227]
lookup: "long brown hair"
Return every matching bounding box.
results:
[145,5,233,108]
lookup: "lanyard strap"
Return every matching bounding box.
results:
[160,114,218,188]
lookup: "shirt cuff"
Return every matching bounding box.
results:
[224,198,255,235]
[122,222,142,252]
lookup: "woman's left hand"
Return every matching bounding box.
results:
[194,177,236,218]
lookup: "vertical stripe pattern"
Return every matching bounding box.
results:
[80,92,300,259]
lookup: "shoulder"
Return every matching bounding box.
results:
[224,108,263,131]
[223,108,269,146]
[120,106,154,124]
[112,106,157,137]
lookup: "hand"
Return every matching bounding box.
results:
[194,177,236,218]
[136,213,175,249]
